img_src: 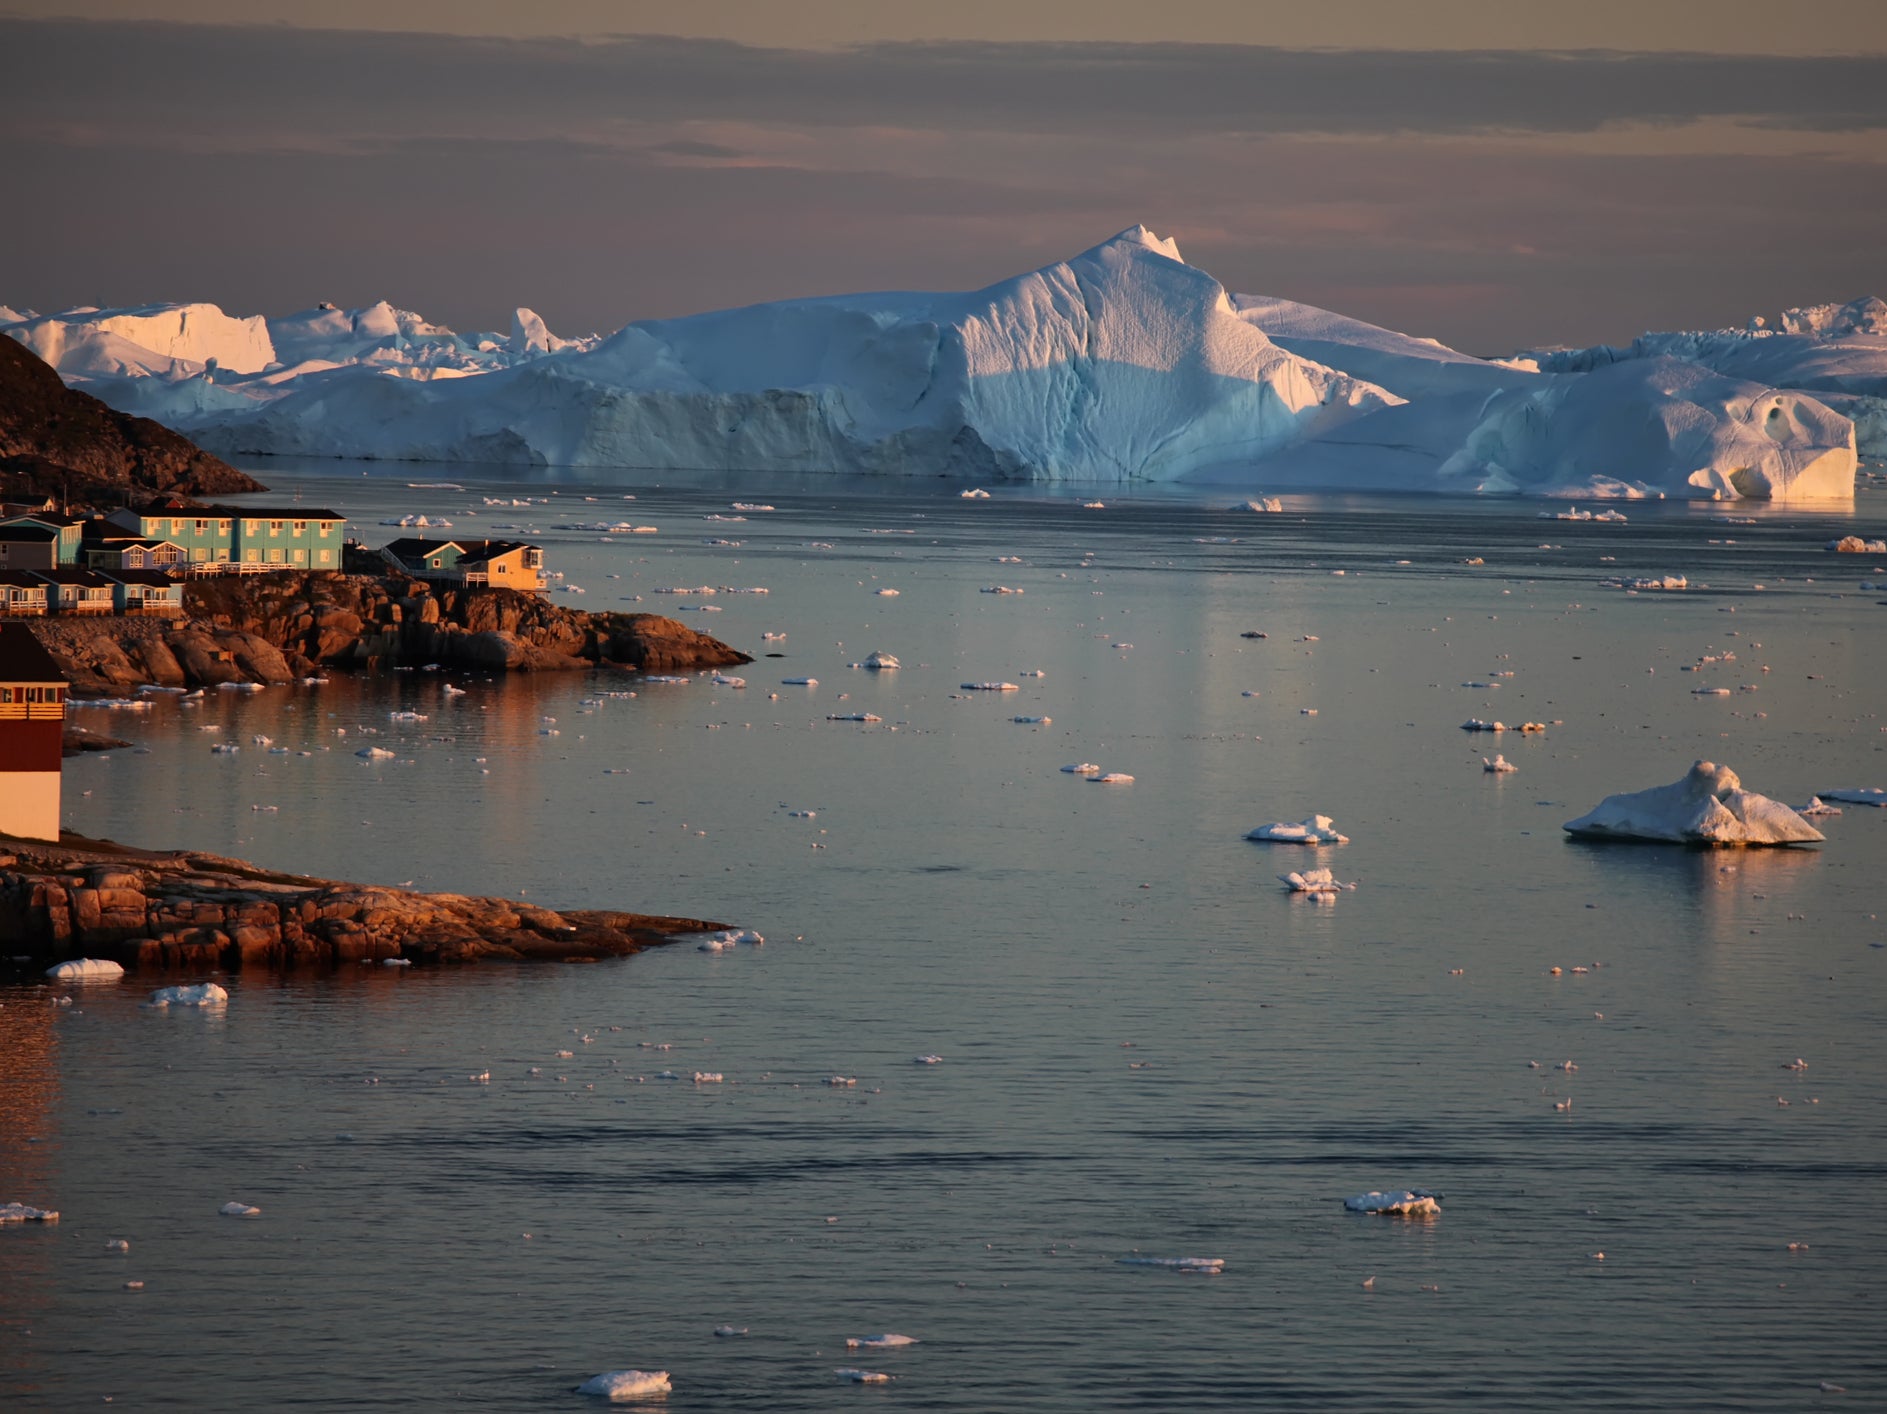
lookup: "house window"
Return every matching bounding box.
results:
[317,550,331,564]
[171,519,185,536]
[430,558,443,568]
[293,521,305,534]
[244,549,260,563]
[526,549,542,568]
[268,548,284,563]
[269,521,282,537]
[292,550,306,563]
[218,520,230,533]
[244,520,259,535]
[215,549,229,562]
[496,563,508,574]
[195,520,209,534]
[192,547,208,562]
[318,523,332,537]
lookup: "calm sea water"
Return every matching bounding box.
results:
[5,464,1885,1410]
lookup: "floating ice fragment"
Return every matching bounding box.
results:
[1239,498,1284,512]
[913,1054,943,1065]
[356,747,396,759]
[1564,760,1824,846]
[1606,574,1687,590]
[711,674,747,688]
[980,585,1024,594]
[828,713,883,723]
[1062,762,1102,774]
[1012,715,1051,724]
[1798,797,1842,816]
[146,983,228,1008]
[1117,1256,1225,1272]
[961,681,1019,691]
[45,958,124,980]
[713,1325,748,1337]
[1344,1190,1440,1217]
[827,1076,858,1087]
[576,1370,672,1400]
[1484,755,1518,773]
[834,1369,892,1383]
[219,1201,261,1217]
[1092,773,1135,784]
[863,651,900,670]
[960,487,991,499]
[782,677,818,686]
[1826,536,1887,553]
[846,1334,919,1349]
[874,588,900,596]
[731,502,775,512]
[693,1072,724,1083]
[1246,816,1348,845]
[1281,868,1355,894]
[1818,787,1885,807]
[1460,718,1504,732]
[0,1202,59,1223]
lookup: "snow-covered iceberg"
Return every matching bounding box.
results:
[1563,761,1824,846]
[575,1370,671,1400]
[1246,815,1349,844]
[45,957,125,980]
[1344,1189,1442,1217]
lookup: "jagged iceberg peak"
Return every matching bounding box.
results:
[1563,760,1825,846]
[1774,295,1887,338]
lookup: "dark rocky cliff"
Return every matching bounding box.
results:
[0,335,264,501]
[31,571,752,694]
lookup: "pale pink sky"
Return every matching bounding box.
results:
[4,3,1884,351]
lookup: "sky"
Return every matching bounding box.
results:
[4,2,1886,353]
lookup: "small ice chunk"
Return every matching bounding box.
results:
[1460,718,1506,732]
[1117,1256,1225,1272]
[1344,1189,1441,1217]
[356,746,396,759]
[576,1370,672,1400]
[913,1054,942,1064]
[1092,773,1135,784]
[1483,754,1518,773]
[713,1325,748,1337]
[834,1369,893,1383]
[219,1201,261,1217]
[874,588,900,596]
[961,681,1020,691]
[1012,715,1051,724]
[1246,815,1348,845]
[692,1072,724,1083]
[146,983,229,1008]
[1280,868,1355,894]
[1061,762,1102,774]
[961,487,991,499]
[1798,797,1841,816]
[863,651,900,670]
[45,958,124,980]
[0,1203,59,1223]
[782,677,818,686]
[845,1334,918,1349]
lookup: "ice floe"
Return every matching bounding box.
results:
[1092,773,1136,784]
[575,1370,672,1400]
[1817,787,1886,806]
[863,651,900,670]
[1827,536,1887,553]
[834,1369,893,1383]
[1344,1189,1441,1216]
[1118,1255,1226,1272]
[45,958,124,980]
[845,1334,919,1349]
[1563,760,1825,845]
[1,1202,59,1223]
[219,1201,261,1217]
[1246,815,1349,845]
[961,681,1019,691]
[1061,762,1102,774]
[146,983,229,1008]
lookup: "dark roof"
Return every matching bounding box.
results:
[99,569,181,588]
[381,537,464,559]
[0,622,66,684]
[0,525,59,543]
[31,567,114,587]
[0,570,50,589]
[0,512,85,529]
[456,541,537,563]
[204,505,346,520]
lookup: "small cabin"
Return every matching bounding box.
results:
[101,569,186,616]
[380,537,544,592]
[0,621,67,841]
[0,570,50,616]
[32,567,117,615]
[83,536,188,572]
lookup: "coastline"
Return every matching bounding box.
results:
[1,830,728,971]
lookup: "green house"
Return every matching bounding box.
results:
[107,500,348,570]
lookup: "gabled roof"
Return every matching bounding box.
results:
[99,569,182,588]
[0,512,86,530]
[0,525,59,543]
[32,567,115,587]
[455,540,538,565]
[91,538,183,553]
[381,537,465,559]
[0,622,66,684]
[0,570,51,589]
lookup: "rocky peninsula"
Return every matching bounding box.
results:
[33,570,752,694]
[2,832,727,970]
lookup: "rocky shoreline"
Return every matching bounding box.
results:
[32,570,751,695]
[2,832,728,970]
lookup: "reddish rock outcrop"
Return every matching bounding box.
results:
[29,571,751,694]
[1,834,727,969]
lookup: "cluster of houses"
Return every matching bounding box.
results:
[0,496,546,617]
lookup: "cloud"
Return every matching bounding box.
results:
[6,19,1887,146]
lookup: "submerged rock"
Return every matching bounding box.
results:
[1563,760,1824,846]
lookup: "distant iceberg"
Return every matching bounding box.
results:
[1344,1189,1442,1217]
[1246,815,1349,845]
[8,231,1867,499]
[1563,760,1824,846]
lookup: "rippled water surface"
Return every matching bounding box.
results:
[5,466,1886,1410]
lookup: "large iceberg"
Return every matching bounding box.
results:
[4,229,1867,498]
[1563,761,1825,846]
